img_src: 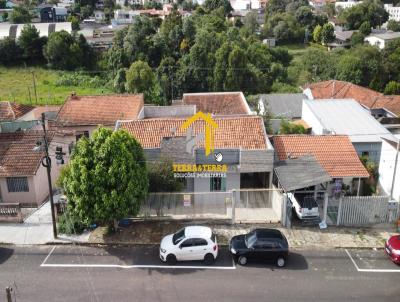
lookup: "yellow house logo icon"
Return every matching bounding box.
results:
[181,111,218,156]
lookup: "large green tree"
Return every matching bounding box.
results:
[321,23,335,44]
[18,24,46,62]
[339,0,388,29]
[10,6,31,23]
[44,31,92,70]
[58,127,148,226]
[0,37,22,65]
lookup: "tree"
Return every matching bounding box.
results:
[313,24,322,43]
[323,3,336,18]
[339,0,388,29]
[359,21,371,36]
[18,24,46,62]
[58,127,148,227]
[225,45,248,91]
[387,20,400,32]
[10,6,31,23]
[204,0,232,15]
[0,37,22,65]
[0,0,6,9]
[350,32,365,46]
[243,11,259,35]
[113,68,126,93]
[384,81,400,95]
[280,120,307,134]
[148,157,183,192]
[44,31,92,70]
[125,60,162,103]
[321,23,335,44]
[67,15,80,31]
[336,54,363,84]
[80,5,94,19]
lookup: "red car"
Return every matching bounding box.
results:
[385,235,400,264]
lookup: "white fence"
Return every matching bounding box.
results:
[140,189,284,223]
[331,196,399,226]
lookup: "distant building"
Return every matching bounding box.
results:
[385,4,400,22]
[40,6,68,23]
[327,28,357,50]
[364,31,400,49]
[335,1,360,10]
[0,22,72,40]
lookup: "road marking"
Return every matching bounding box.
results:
[41,246,236,270]
[41,246,56,266]
[345,249,400,273]
[41,263,236,270]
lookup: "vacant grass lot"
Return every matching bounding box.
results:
[0,67,112,105]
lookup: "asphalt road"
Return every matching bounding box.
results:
[0,244,399,302]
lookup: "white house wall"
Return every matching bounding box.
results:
[379,140,400,201]
[301,101,325,134]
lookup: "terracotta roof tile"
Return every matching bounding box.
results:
[119,116,267,150]
[0,102,35,121]
[272,135,369,178]
[182,92,250,115]
[305,80,400,116]
[56,94,144,126]
[0,131,52,177]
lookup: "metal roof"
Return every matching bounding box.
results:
[274,155,332,192]
[303,99,395,143]
[260,93,305,119]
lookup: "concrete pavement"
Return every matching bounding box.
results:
[0,245,399,302]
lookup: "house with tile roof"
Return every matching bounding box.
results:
[50,93,144,166]
[0,131,58,205]
[0,101,35,122]
[180,92,252,116]
[272,135,369,196]
[302,99,396,163]
[118,116,274,193]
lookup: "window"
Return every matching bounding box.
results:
[180,239,195,248]
[194,238,208,246]
[7,177,29,192]
[210,177,226,192]
[75,131,89,142]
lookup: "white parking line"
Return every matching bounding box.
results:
[40,246,236,270]
[345,249,400,273]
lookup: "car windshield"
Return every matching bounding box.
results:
[245,232,257,248]
[172,228,185,245]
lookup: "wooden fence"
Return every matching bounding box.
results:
[335,196,398,226]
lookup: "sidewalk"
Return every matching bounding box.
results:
[0,201,89,245]
[88,220,399,249]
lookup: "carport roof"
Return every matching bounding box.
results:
[274,155,332,192]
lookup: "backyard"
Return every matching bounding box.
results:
[0,67,112,105]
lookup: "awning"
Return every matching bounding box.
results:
[274,155,332,192]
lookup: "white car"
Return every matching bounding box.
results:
[159,226,218,265]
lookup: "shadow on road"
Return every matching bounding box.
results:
[238,252,308,271]
[0,246,14,264]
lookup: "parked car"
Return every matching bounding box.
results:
[229,228,289,267]
[159,226,218,265]
[287,192,319,220]
[384,234,400,264]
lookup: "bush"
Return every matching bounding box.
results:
[55,72,107,88]
[57,210,86,235]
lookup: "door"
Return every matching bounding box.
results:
[192,238,209,260]
[260,240,279,261]
[176,239,195,261]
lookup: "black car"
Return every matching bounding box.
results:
[229,228,289,267]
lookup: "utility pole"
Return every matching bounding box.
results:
[31,71,38,105]
[390,139,400,200]
[41,112,57,239]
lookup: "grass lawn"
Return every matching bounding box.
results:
[283,42,328,58]
[0,67,112,105]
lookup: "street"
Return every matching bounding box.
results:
[0,244,399,302]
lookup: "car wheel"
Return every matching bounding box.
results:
[166,254,177,265]
[204,253,215,265]
[238,256,247,266]
[277,256,286,267]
